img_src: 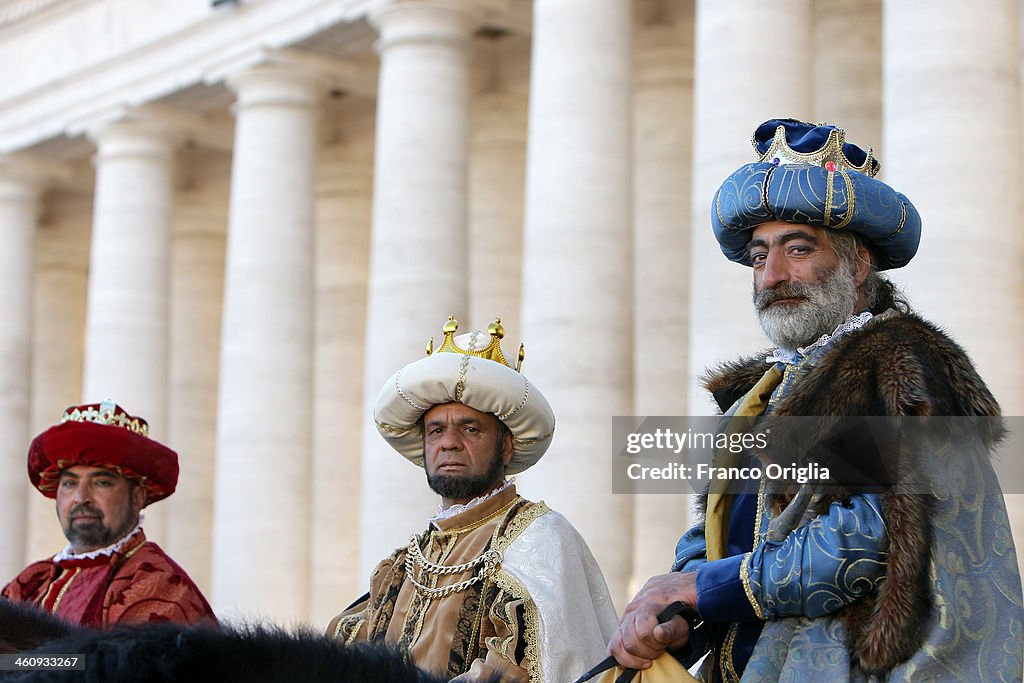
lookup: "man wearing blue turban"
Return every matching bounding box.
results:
[607,119,1023,681]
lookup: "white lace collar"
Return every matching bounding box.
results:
[765,311,874,365]
[429,478,515,526]
[52,516,144,563]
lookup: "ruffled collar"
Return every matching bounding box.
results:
[52,516,145,563]
[765,311,874,365]
[429,478,515,525]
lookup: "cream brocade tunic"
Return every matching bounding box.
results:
[327,485,617,682]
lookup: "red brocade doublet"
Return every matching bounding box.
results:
[2,530,215,628]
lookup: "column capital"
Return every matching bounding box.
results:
[205,48,373,106]
[71,105,186,163]
[369,0,498,52]
[68,103,233,156]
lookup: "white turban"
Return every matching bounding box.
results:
[373,331,555,474]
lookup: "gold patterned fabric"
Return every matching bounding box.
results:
[689,312,1023,680]
[328,486,542,682]
[704,364,783,562]
[2,530,216,628]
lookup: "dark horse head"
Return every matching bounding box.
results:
[0,599,482,683]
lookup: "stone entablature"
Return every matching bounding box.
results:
[0,0,376,153]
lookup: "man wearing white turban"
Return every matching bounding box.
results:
[328,317,618,683]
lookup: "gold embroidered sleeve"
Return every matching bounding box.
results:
[326,589,370,643]
[326,549,403,643]
[453,651,530,683]
[327,611,368,643]
[450,589,530,682]
[739,552,766,621]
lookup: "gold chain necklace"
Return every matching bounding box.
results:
[404,536,502,598]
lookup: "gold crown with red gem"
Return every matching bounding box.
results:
[753,121,879,177]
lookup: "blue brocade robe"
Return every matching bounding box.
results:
[671,312,1023,681]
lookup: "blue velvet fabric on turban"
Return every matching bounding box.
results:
[751,119,880,175]
[711,119,921,271]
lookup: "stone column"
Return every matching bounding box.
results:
[0,157,43,579]
[812,0,883,157]
[468,69,528,347]
[884,0,1024,574]
[885,0,1023,412]
[310,144,372,625]
[359,0,477,576]
[83,115,177,414]
[164,148,230,596]
[82,113,179,541]
[27,191,92,562]
[518,0,634,605]
[687,0,812,413]
[211,58,327,622]
[630,4,696,592]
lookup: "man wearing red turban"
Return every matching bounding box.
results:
[2,400,216,628]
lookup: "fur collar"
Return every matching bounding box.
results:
[703,313,1001,420]
[699,312,1004,674]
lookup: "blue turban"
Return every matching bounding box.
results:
[711,119,921,270]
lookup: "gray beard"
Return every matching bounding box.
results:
[754,263,859,351]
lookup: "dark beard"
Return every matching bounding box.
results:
[64,504,137,552]
[753,261,858,350]
[426,441,506,502]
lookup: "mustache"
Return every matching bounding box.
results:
[754,282,815,311]
[69,504,103,520]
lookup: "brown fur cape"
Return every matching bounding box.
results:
[700,312,1004,675]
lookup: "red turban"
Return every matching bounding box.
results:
[28,401,178,506]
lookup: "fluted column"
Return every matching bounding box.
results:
[310,144,372,625]
[630,5,695,591]
[359,0,477,576]
[812,0,883,155]
[885,0,1024,575]
[468,87,528,347]
[165,148,230,596]
[687,0,812,413]
[518,0,633,605]
[27,192,92,562]
[211,59,326,622]
[0,157,43,580]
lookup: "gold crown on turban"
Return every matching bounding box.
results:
[29,399,178,504]
[60,399,150,437]
[754,122,879,177]
[374,316,555,474]
[426,315,525,372]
